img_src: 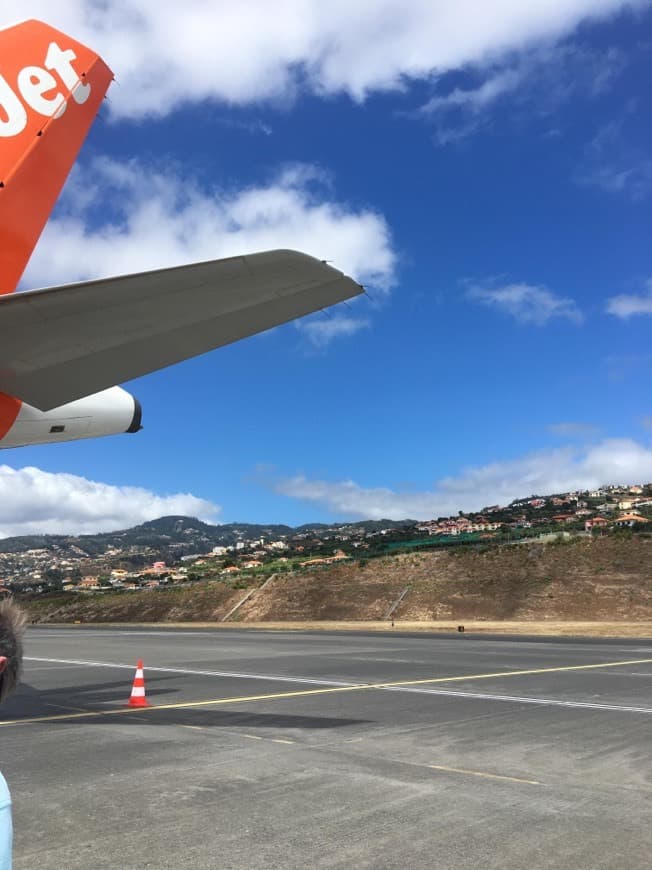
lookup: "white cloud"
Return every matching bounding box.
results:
[420,68,524,116]
[5,1,645,118]
[213,117,273,136]
[606,279,652,318]
[0,465,220,537]
[418,42,625,144]
[576,120,652,198]
[23,157,396,294]
[297,314,370,347]
[274,438,652,520]
[467,282,583,325]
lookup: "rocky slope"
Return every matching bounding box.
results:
[20,535,652,625]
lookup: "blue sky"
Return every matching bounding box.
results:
[2,1,652,534]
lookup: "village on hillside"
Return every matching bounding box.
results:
[1,482,650,597]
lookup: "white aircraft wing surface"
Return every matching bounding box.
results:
[0,249,363,411]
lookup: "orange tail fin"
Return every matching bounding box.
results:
[0,19,113,294]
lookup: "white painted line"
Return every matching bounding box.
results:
[428,764,540,785]
[24,657,652,716]
[387,685,652,714]
[24,664,94,672]
[25,657,358,688]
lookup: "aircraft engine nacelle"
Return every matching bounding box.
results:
[0,386,142,448]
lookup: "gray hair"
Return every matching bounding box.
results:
[0,600,26,704]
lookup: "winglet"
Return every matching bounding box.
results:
[0,19,113,294]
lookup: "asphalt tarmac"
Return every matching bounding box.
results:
[2,626,651,869]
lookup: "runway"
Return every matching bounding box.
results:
[2,627,651,869]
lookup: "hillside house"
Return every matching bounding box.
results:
[614,513,648,528]
[597,503,617,513]
[585,517,608,532]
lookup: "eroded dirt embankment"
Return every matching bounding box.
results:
[21,536,652,627]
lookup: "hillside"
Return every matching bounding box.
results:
[22,535,652,626]
[0,515,413,558]
[5,482,651,597]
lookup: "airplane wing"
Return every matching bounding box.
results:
[0,250,363,411]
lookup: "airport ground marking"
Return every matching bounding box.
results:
[25,657,359,688]
[428,764,540,786]
[232,733,295,745]
[384,686,652,714]
[43,701,91,714]
[3,656,652,727]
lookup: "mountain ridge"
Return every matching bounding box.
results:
[0,515,415,556]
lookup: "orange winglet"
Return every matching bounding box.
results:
[0,393,21,439]
[0,19,113,294]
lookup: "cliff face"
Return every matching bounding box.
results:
[22,536,652,624]
[238,536,652,622]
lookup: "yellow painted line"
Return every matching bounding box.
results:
[1,657,650,728]
[428,764,540,785]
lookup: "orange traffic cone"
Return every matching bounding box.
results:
[127,659,151,707]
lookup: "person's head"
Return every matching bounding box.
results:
[0,599,26,705]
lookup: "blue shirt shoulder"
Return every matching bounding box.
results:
[0,772,12,870]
